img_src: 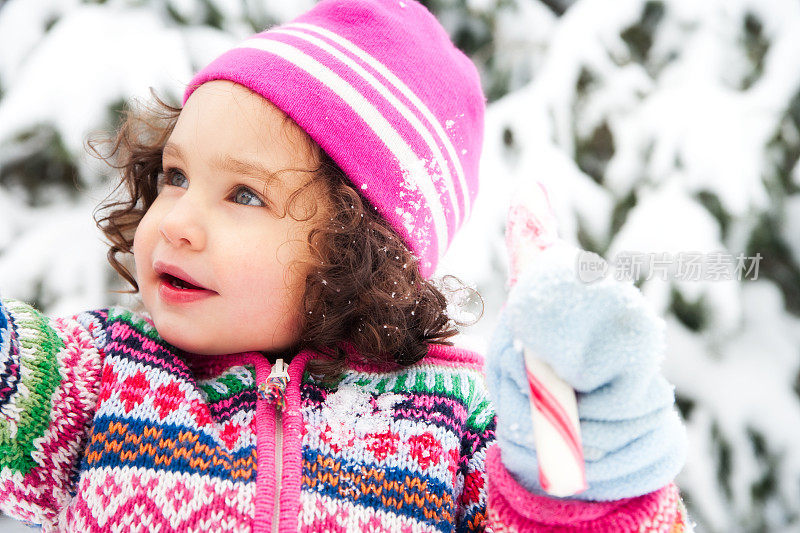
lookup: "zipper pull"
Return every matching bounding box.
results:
[258,358,290,410]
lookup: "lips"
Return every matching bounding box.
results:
[153,261,214,292]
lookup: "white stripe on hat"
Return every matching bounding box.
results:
[271,27,462,226]
[285,21,471,223]
[234,37,449,257]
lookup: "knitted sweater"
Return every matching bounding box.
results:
[0,299,689,532]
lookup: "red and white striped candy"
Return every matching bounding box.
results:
[505,181,587,498]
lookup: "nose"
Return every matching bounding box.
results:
[158,196,206,250]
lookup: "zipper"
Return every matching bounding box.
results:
[273,412,283,533]
[257,358,290,533]
[258,358,290,408]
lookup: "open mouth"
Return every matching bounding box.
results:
[161,273,208,291]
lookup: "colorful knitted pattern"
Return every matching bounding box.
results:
[0,299,691,532]
[297,348,494,532]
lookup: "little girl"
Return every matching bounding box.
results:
[0,0,690,531]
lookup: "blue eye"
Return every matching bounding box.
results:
[158,167,188,190]
[158,166,266,208]
[232,186,265,207]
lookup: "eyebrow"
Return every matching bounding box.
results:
[162,142,278,182]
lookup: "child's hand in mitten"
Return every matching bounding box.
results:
[485,242,687,501]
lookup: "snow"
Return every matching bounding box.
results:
[0,0,80,85]
[784,194,800,266]
[0,5,192,157]
[181,25,239,73]
[605,181,745,334]
[1,0,800,530]
[607,82,772,216]
[0,194,111,315]
[664,281,800,531]
[441,0,800,528]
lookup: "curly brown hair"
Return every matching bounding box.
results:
[88,88,482,379]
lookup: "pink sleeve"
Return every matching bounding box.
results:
[0,300,106,531]
[484,445,690,532]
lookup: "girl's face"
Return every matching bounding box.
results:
[133,80,325,355]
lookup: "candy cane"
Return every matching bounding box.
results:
[505,181,587,497]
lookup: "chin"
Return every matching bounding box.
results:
[154,322,212,355]
[162,334,204,354]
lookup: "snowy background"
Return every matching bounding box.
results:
[1,0,800,531]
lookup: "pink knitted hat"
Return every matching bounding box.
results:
[183,0,485,277]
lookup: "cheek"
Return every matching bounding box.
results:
[132,212,157,264]
[132,223,143,257]
[132,208,166,290]
[229,249,309,318]
[132,224,145,269]
[233,255,306,304]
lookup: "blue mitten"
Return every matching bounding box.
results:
[486,243,687,501]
